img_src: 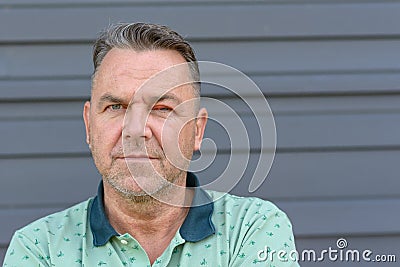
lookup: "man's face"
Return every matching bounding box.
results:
[83,48,207,201]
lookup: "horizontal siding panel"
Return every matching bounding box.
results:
[202,72,400,97]
[0,45,92,78]
[280,199,400,237]
[0,79,91,100]
[0,101,84,120]
[195,40,400,74]
[1,150,399,206]
[0,120,88,155]
[259,95,400,114]
[227,150,400,200]
[274,112,400,150]
[0,157,99,206]
[2,95,400,120]
[1,3,400,41]
[2,72,400,101]
[1,41,400,78]
[1,113,399,156]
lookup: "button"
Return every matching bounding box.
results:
[120,240,128,245]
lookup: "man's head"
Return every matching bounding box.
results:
[83,22,208,204]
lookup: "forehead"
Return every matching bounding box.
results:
[92,48,194,101]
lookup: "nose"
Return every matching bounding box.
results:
[122,107,152,141]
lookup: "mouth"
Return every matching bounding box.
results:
[116,154,158,161]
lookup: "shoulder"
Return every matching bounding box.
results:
[206,191,298,265]
[207,190,295,247]
[4,199,94,266]
[208,190,290,223]
[15,198,93,242]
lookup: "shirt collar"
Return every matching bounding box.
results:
[89,181,118,246]
[89,172,215,246]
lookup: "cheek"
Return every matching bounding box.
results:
[178,127,195,152]
[153,121,174,149]
[152,117,196,152]
[91,117,123,148]
[176,120,196,152]
[152,120,179,147]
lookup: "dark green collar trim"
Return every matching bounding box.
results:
[180,172,215,242]
[89,182,118,247]
[89,172,215,246]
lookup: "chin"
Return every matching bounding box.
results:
[108,175,166,196]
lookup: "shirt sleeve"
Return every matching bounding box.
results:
[229,203,300,267]
[2,231,51,267]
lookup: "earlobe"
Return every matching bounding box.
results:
[194,108,208,151]
[83,101,91,145]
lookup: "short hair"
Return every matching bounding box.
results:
[92,22,200,95]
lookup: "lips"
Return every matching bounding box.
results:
[112,147,162,160]
[115,153,158,160]
[126,153,149,158]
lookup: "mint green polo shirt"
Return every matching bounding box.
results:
[3,173,299,266]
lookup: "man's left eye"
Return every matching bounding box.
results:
[153,106,172,112]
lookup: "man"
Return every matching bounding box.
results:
[3,23,299,266]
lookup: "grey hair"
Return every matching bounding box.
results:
[92,22,200,95]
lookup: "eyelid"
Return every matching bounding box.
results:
[152,105,173,110]
[106,103,124,111]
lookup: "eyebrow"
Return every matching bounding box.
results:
[97,93,125,110]
[152,93,181,105]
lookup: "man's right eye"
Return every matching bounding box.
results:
[107,104,123,111]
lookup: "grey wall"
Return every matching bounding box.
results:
[1,0,400,266]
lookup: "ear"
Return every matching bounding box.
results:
[83,101,91,145]
[194,108,208,151]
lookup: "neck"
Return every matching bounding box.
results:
[102,178,194,264]
[103,181,193,227]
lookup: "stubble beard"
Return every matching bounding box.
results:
[91,139,190,205]
[90,131,195,206]
[104,157,184,204]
